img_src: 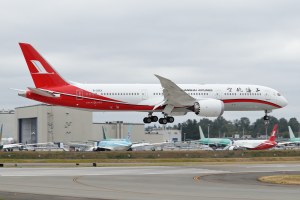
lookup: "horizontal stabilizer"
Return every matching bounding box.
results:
[11,88,27,97]
[28,87,58,98]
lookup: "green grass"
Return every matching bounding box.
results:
[0,150,300,166]
[2,157,300,167]
[258,175,300,185]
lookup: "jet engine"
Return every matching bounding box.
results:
[193,99,224,117]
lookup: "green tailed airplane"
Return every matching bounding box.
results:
[288,126,300,143]
[199,126,232,147]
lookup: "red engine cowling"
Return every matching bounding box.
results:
[194,99,224,117]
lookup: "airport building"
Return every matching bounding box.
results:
[145,128,182,142]
[1,104,181,144]
[0,109,16,138]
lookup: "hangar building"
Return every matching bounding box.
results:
[0,104,181,144]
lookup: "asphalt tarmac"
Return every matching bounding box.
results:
[0,163,299,200]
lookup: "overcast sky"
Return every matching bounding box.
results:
[0,0,299,124]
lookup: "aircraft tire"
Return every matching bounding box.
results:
[159,118,168,124]
[143,117,152,123]
[151,116,158,122]
[167,116,174,123]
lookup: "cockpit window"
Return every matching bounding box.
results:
[277,93,281,96]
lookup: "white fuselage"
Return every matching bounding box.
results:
[75,83,287,112]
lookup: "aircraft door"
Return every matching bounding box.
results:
[76,90,83,100]
[214,90,222,100]
[141,89,148,100]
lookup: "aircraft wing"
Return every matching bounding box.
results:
[277,141,298,146]
[131,142,169,149]
[25,142,54,145]
[231,143,254,150]
[3,143,22,149]
[155,75,195,108]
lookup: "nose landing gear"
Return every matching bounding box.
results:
[263,110,270,124]
[263,110,271,139]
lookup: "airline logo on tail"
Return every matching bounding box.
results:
[30,60,52,74]
[269,124,278,142]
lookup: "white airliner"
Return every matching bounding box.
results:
[277,126,300,147]
[90,127,132,151]
[88,126,167,151]
[228,124,278,150]
[18,43,288,124]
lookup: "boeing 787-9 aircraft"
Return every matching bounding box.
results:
[17,43,288,124]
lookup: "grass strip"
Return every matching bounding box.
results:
[1,157,300,166]
[258,175,300,185]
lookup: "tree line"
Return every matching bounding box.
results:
[147,116,300,140]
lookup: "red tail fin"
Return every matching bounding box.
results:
[19,43,69,89]
[269,124,278,142]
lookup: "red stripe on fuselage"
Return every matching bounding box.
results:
[45,85,124,104]
[223,99,281,108]
[26,91,157,111]
[26,85,281,111]
[251,141,277,150]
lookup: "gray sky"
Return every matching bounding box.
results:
[0,0,299,124]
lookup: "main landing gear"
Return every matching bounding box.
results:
[143,114,158,123]
[143,112,174,124]
[158,115,174,124]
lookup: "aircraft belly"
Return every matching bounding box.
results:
[224,102,275,111]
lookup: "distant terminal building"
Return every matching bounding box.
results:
[0,109,15,138]
[1,104,172,144]
[145,128,182,142]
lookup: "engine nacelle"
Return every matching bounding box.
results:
[194,99,224,117]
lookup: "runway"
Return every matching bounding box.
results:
[0,163,299,200]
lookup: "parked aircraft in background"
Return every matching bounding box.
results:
[228,124,278,150]
[199,126,232,148]
[91,126,167,151]
[18,43,288,124]
[277,126,300,148]
[288,126,300,144]
[91,127,132,151]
